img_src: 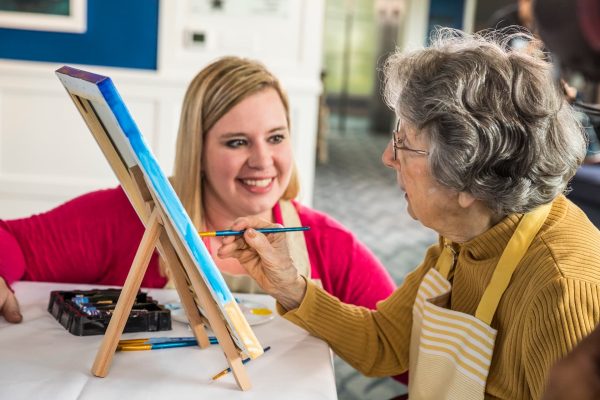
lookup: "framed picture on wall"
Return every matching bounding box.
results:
[0,0,86,33]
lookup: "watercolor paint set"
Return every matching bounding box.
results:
[48,288,172,336]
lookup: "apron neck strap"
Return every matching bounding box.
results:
[475,202,552,325]
[279,200,311,279]
[436,239,457,280]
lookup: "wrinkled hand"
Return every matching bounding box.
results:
[217,217,307,310]
[542,324,600,400]
[0,276,22,323]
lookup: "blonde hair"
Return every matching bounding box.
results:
[171,56,300,229]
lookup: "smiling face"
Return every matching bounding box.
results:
[201,88,293,225]
[382,121,461,233]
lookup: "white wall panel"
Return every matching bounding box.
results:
[0,0,324,219]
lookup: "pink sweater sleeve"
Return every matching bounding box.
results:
[0,221,27,285]
[291,202,396,310]
[0,187,165,288]
[340,235,397,309]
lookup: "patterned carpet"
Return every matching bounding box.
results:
[312,115,438,399]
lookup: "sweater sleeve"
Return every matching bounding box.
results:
[0,189,126,285]
[280,245,438,377]
[523,277,600,399]
[0,221,27,285]
[0,187,163,287]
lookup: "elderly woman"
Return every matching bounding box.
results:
[219,30,600,400]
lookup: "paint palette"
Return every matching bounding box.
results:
[49,289,171,336]
[167,299,275,326]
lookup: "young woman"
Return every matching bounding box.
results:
[0,56,396,323]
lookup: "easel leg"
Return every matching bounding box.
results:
[160,220,252,390]
[91,210,162,377]
[157,232,211,348]
[187,275,252,390]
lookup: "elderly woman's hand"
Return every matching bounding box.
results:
[217,217,307,310]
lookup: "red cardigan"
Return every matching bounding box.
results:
[0,187,396,309]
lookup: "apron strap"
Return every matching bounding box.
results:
[475,203,552,325]
[435,240,457,280]
[279,200,312,280]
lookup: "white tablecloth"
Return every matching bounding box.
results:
[0,281,337,400]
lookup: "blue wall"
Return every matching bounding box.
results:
[0,0,159,70]
[427,0,465,43]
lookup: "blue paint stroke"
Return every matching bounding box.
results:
[93,74,234,305]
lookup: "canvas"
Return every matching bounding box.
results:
[55,66,263,364]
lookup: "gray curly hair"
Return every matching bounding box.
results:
[383,28,587,215]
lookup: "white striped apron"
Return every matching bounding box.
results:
[409,203,551,399]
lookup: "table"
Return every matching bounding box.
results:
[0,282,337,400]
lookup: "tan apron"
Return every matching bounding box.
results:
[409,203,552,400]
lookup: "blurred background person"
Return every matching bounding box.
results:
[533,0,600,398]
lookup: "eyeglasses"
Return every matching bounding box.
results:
[392,120,430,160]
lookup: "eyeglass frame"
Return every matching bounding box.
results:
[392,119,430,160]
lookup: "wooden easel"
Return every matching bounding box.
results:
[65,91,253,391]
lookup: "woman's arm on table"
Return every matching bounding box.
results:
[0,222,27,323]
[0,187,161,323]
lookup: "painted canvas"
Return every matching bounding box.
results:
[55,65,263,359]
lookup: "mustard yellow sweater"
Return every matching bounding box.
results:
[281,195,600,399]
